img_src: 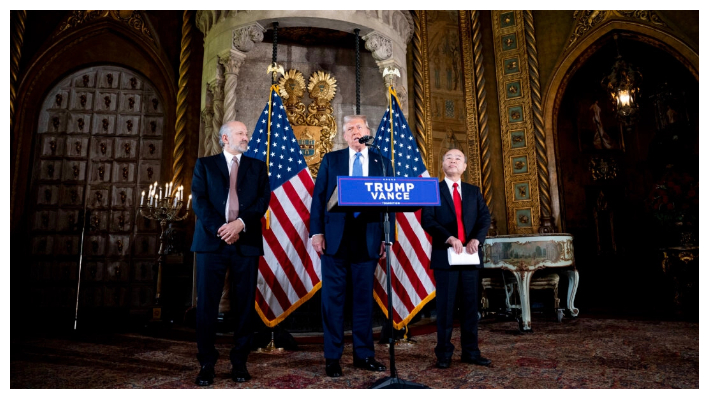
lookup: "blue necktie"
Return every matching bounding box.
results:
[353,152,363,217]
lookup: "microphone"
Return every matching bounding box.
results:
[357,135,373,144]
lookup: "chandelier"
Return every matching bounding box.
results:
[601,34,642,124]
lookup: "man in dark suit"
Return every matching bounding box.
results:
[310,115,390,377]
[190,120,270,385]
[421,148,492,369]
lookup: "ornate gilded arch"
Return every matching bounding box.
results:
[542,14,698,232]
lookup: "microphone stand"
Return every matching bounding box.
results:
[364,137,428,389]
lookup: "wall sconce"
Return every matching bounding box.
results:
[601,34,642,125]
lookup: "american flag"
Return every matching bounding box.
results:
[371,89,436,329]
[245,87,321,327]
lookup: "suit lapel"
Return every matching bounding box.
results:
[461,183,474,234]
[369,151,383,177]
[440,180,454,214]
[214,153,229,182]
[337,149,349,177]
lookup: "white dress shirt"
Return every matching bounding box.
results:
[348,147,369,176]
[444,176,463,202]
[223,150,245,231]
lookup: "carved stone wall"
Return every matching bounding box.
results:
[196,10,414,154]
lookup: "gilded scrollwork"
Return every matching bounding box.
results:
[278,69,338,177]
[53,11,155,44]
[278,70,307,125]
[567,10,669,50]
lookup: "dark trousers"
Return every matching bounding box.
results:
[321,213,378,360]
[434,267,480,360]
[196,244,258,367]
[321,254,377,360]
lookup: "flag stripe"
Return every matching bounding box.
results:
[372,271,402,321]
[269,189,311,290]
[255,282,277,321]
[297,167,315,192]
[257,255,287,315]
[397,212,435,289]
[279,179,320,285]
[377,254,415,313]
[262,203,309,299]
[394,214,433,300]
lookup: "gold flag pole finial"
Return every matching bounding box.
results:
[383,66,400,88]
[268,62,285,83]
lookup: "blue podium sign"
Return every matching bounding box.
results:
[336,177,441,207]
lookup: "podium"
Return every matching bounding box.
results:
[332,176,439,389]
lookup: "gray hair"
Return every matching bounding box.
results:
[218,123,231,148]
[343,115,370,129]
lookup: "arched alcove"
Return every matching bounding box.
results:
[553,31,698,311]
[26,65,170,322]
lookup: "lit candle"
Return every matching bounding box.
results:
[169,182,173,197]
[187,194,192,210]
[141,190,145,206]
[154,194,158,206]
[159,187,163,200]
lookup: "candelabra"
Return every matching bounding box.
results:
[139,182,191,321]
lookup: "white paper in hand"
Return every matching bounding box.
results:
[447,247,480,265]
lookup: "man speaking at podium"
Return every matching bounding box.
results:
[421,148,492,369]
[310,115,391,377]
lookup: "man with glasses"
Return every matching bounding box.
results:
[310,115,391,377]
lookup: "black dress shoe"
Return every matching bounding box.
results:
[231,363,251,382]
[353,357,386,372]
[325,359,343,377]
[461,355,492,366]
[195,365,215,386]
[435,358,452,369]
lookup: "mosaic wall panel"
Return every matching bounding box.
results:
[492,10,541,234]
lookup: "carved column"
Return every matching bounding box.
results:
[219,49,246,124]
[208,79,224,155]
[523,11,555,233]
[200,105,214,156]
[11,10,26,134]
[172,10,194,192]
[364,31,409,117]
[219,23,264,125]
[412,11,432,170]
[471,10,497,236]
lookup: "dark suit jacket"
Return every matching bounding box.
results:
[309,148,393,259]
[190,153,271,256]
[421,180,491,269]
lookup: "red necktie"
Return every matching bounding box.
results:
[452,182,465,241]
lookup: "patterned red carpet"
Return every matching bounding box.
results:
[11,315,698,389]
